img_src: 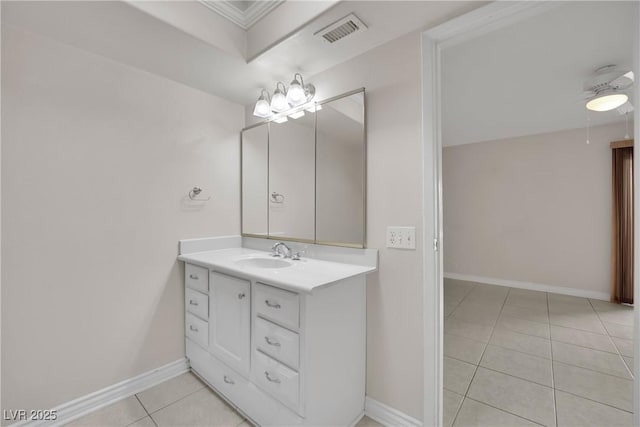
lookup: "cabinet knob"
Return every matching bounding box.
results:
[189,274,199,280]
[265,299,281,309]
[189,300,198,306]
[264,336,281,347]
[223,375,235,385]
[189,325,198,332]
[238,293,246,300]
[264,371,281,384]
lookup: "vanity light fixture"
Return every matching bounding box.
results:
[253,89,272,118]
[586,91,629,112]
[270,82,288,113]
[252,73,317,119]
[286,73,316,107]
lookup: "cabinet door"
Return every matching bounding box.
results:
[209,272,251,375]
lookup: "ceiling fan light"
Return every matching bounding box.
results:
[586,93,628,112]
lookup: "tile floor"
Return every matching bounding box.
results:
[66,372,383,427]
[444,279,635,427]
[65,279,635,427]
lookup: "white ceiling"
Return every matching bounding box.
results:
[1,0,483,107]
[442,1,635,147]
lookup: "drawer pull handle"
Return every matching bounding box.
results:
[264,371,281,384]
[189,300,199,306]
[265,300,281,309]
[189,274,199,280]
[238,293,246,300]
[223,375,235,385]
[189,325,198,332]
[265,336,281,347]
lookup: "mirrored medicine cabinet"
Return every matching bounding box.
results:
[241,88,366,248]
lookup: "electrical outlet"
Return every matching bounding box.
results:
[386,226,416,249]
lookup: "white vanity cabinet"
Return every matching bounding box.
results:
[183,262,367,427]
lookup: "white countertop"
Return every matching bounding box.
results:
[178,247,376,294]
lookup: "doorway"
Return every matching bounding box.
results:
[422,2,640,426]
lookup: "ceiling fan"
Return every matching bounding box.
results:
[583,65,634,113]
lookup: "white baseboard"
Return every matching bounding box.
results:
[11,358,189,427]
[444,272,611,301]
[365,396,422,427]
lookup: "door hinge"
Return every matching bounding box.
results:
[433,239,439,252]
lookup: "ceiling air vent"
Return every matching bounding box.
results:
[315,14,367,44]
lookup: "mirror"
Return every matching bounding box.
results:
[241,124,268,236]
[316,92,365,245]
[241,89,366,248]
[268,113,316,241]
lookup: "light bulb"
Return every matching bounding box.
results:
[271,91,288,112]
[253,98,271,118]
[287,80,306,107]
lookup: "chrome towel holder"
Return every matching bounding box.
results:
[189,187,210,201]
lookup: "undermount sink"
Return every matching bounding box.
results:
[235,257,292,269]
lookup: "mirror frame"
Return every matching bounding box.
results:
[240,88,367,249]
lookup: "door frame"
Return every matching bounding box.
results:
[420,2,640,425]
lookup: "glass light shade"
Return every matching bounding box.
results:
[253,98,272,118]
[586,93,628,112]
[289,110,305,119]
[286,82,306,107]
[271,91,288,113]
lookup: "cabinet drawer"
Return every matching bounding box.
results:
[186,288,208,320]
[253,350,299,411]
[254,283,299,330]
[186,264,208,293]
[186,313,208,348]
[255,317,299,370]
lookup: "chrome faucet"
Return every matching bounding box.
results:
[271,242,292,258]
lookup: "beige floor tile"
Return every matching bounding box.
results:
[549,313,607,335]
[603,321,634,340]
[66,396,147,427]
[445,302,459,318]
[467,368,555,426]
[452,301,502,326]
[151,388,243,427]
[611,337,634,358]
[443,390,464,427]
[551,341,631,379]
[355,416,384,427]
[590,301,634,327]
[127,417,156,427]
[137,372,205,414]
[553,362,634,412]
[550,324,617,353]
[453,397,542,427]
[479,345,553,387]
[489,328,551,359]
[504,291,548,311]
[622,356,633,372]
[444,356,477,394]
[500,305,549,324]
[444,333,487,365]
[555,391,633,427]
[445,317,494,343]
[496,314,550,339]
[548,294,591,308]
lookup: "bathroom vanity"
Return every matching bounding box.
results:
[178,243,377,426]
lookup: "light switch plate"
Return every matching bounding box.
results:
[386,226,416,250]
